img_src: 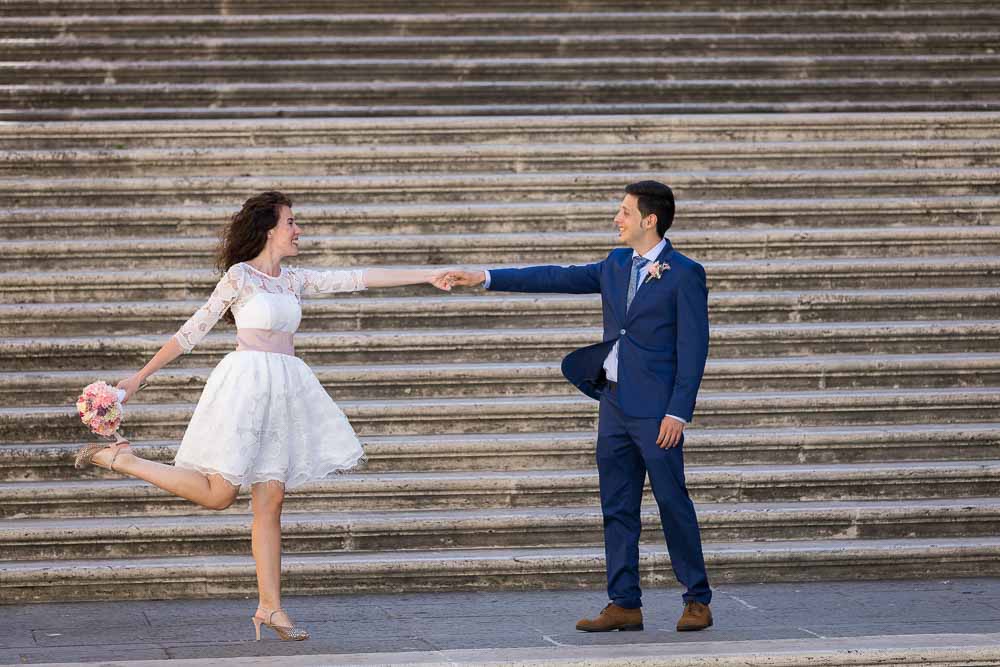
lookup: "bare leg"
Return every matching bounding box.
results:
[251,481,293,626]
[91,447,239,510]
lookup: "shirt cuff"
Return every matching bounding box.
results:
[665,414,687,424]
[483,270,491,288]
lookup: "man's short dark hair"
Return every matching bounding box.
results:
[625,180,675,237]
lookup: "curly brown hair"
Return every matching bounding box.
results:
[216,191,293,323]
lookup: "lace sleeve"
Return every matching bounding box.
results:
[295,267,367,296]
[174,265,246,353]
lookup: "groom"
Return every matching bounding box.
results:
[447,181,713,632]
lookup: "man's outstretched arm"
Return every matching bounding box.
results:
[446,262,602,294]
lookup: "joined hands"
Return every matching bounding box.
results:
[429,271,455,291]
[436,270,486,290]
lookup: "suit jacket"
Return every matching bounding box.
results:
[488,239,709,421]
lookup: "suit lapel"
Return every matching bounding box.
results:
[611,250,631,323]
[626,239,675,321]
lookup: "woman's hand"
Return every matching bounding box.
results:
[116,374,144,404]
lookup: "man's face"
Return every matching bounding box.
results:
[614,194,649,247]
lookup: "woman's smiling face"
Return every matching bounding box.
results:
[268,205,301,258]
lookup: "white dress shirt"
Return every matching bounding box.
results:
[485,238,686,425]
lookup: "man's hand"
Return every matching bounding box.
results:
[444,270,487,287]
[656,416,685,449]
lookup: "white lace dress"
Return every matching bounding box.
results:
[172,262,367,489]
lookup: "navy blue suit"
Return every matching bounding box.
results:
[489,238,712,607]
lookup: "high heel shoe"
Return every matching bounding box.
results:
[252,608,310,641]
[74,439,131,471]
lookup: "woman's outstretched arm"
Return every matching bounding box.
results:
[363,267,453,290]
[297,267,453,294]
[116,334,184,402]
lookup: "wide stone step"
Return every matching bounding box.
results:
[2,498,996,561]
[10,56,1000,88]
[2,460,997,519]
[4,536,1000,603]
[8,536,1000,604]
[6,423,997,482]
[4,387,999,442]
[6,32,996,61]
[2,0,990,15]
[7,352,998,406]
[8,139,999,179]
[5,113,996,151]
[4,320,997,370]
[5,169,997,208]
[3,289,998,337]
[1,1,990,15]
[6,227,999,272]
[8,257,995,304]
[6,78,1000,121]
[4,10,994,39]
[11,36,1000,66]
[7,195,997,240]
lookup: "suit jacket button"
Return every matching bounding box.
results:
[620,329,626,335]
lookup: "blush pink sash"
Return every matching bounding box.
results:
[236,329,295,356]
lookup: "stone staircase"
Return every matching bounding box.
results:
[4,2,1000,119]
[1,1,998,604]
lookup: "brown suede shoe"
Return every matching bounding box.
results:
[576,603,644,632]
[676,601,713,631]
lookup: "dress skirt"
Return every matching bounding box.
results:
[174,350,365,489]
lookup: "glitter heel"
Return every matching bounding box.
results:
[252,608,309,641]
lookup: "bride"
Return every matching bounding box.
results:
[74,191,453,641]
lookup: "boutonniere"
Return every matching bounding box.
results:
[644,261,670,283]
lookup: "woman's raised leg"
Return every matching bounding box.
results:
[90,446,239,510]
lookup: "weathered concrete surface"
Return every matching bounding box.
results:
[2,579,1000,665]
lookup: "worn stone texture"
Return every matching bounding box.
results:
[1,0,999,613]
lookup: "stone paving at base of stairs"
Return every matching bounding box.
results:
[2,578,1000,665]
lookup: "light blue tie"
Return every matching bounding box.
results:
[626,256,650,311]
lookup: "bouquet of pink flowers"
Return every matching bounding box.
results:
[76,381,127,439]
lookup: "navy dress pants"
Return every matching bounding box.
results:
[597,384,712,608]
